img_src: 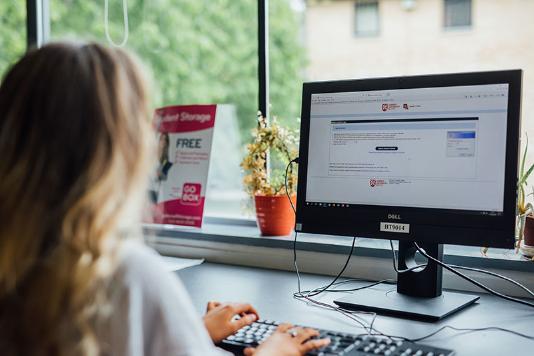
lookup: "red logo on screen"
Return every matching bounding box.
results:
[382,104,388,112]
[370,178,385,188]
[181,183,202,205]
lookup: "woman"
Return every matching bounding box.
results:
[0,42,329,355]
[149,132,173,203]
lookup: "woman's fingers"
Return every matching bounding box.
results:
[229,302,260,319]
[232,313,258,331]
[292,327,319,343]
[243,347,256,356]
[206,301,220,312]
[276,323,293,333]
[301,338,331,353]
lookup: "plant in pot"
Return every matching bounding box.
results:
[517,136,534,259]
[241,113,298,236]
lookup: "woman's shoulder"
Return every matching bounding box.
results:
[116,239,163,271]
[112,238,175,292]
[101,239,228,355]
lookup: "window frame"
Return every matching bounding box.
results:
[26,0,49,48]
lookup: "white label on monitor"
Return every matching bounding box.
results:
[380,222,410,234]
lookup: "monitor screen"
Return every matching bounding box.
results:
[305,84,509,215]
[296,71,521,248]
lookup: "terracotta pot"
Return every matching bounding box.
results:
[523,215,534,247]
[254,194,296,236]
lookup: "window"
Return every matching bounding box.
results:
[49,0,259,218]
[444,0,472,28]
[0,1,26,78]
[354,0,379,37]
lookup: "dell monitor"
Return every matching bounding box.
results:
[295,70,522,321]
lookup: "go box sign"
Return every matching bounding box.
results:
[147,105,217,228]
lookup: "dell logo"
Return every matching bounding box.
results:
[388,213,401,220]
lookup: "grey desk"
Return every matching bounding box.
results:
[177,263,534,356]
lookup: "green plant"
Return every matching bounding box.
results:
[482,134,534,256]
[241,113,298,196]
[515,134,534,252]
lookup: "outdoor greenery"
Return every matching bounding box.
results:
[0,0,304,141]
[0,1,26,80]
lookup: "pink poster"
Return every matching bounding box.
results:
[148,105,216,227]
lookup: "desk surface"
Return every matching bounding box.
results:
[177,263,534,356]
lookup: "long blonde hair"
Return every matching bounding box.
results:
[0,42,153,355]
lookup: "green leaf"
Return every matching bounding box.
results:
[520,133,529,178]
[519,162,534,187]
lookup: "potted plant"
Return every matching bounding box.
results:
[518,136,534,258]
[241,113,298,236]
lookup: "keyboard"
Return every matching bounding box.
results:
[220,319,455,356]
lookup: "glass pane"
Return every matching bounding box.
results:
[355,1,379,36]
[274,0,534,167]
[50,0,258,218]
[444,0,471,28]
[269,0,305,132]
[0,1,26,78]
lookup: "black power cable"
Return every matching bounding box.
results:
[413,242,534,309]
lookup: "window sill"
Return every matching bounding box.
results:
[144,219,534,272]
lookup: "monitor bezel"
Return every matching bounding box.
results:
[296,70,521,249]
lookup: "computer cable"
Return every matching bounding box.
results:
[285,158,360,298]
[284,158,389,337]
[298,236,357,298]
[389,240,534,299]
[285,158,302,292]
[408,325,534,343]
[413,242,534,309]
[389,240,428,273]
[447,264,534,299]
[389,239,534,303]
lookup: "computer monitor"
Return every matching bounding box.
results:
[295,70,522,321]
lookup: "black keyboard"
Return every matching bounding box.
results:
[220,319,455,356]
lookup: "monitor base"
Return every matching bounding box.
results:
[334,288,479,322]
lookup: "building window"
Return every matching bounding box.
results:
[354,0,379,37]
[444,0,472,29]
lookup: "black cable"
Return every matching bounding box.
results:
[295,278,393,295]
[389,240,428,273]
[389,240,534,301]
[285,158,298,216]
[448,264,534,299]
[285,158,302,292]
[408,325,534,343]
[294,236,357,298]
[413,242,534,309]
[284,158,392,338]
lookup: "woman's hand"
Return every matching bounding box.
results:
[243,324,330,356]
[203,301,259,343]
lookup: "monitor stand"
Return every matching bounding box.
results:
[334,241,480,321]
